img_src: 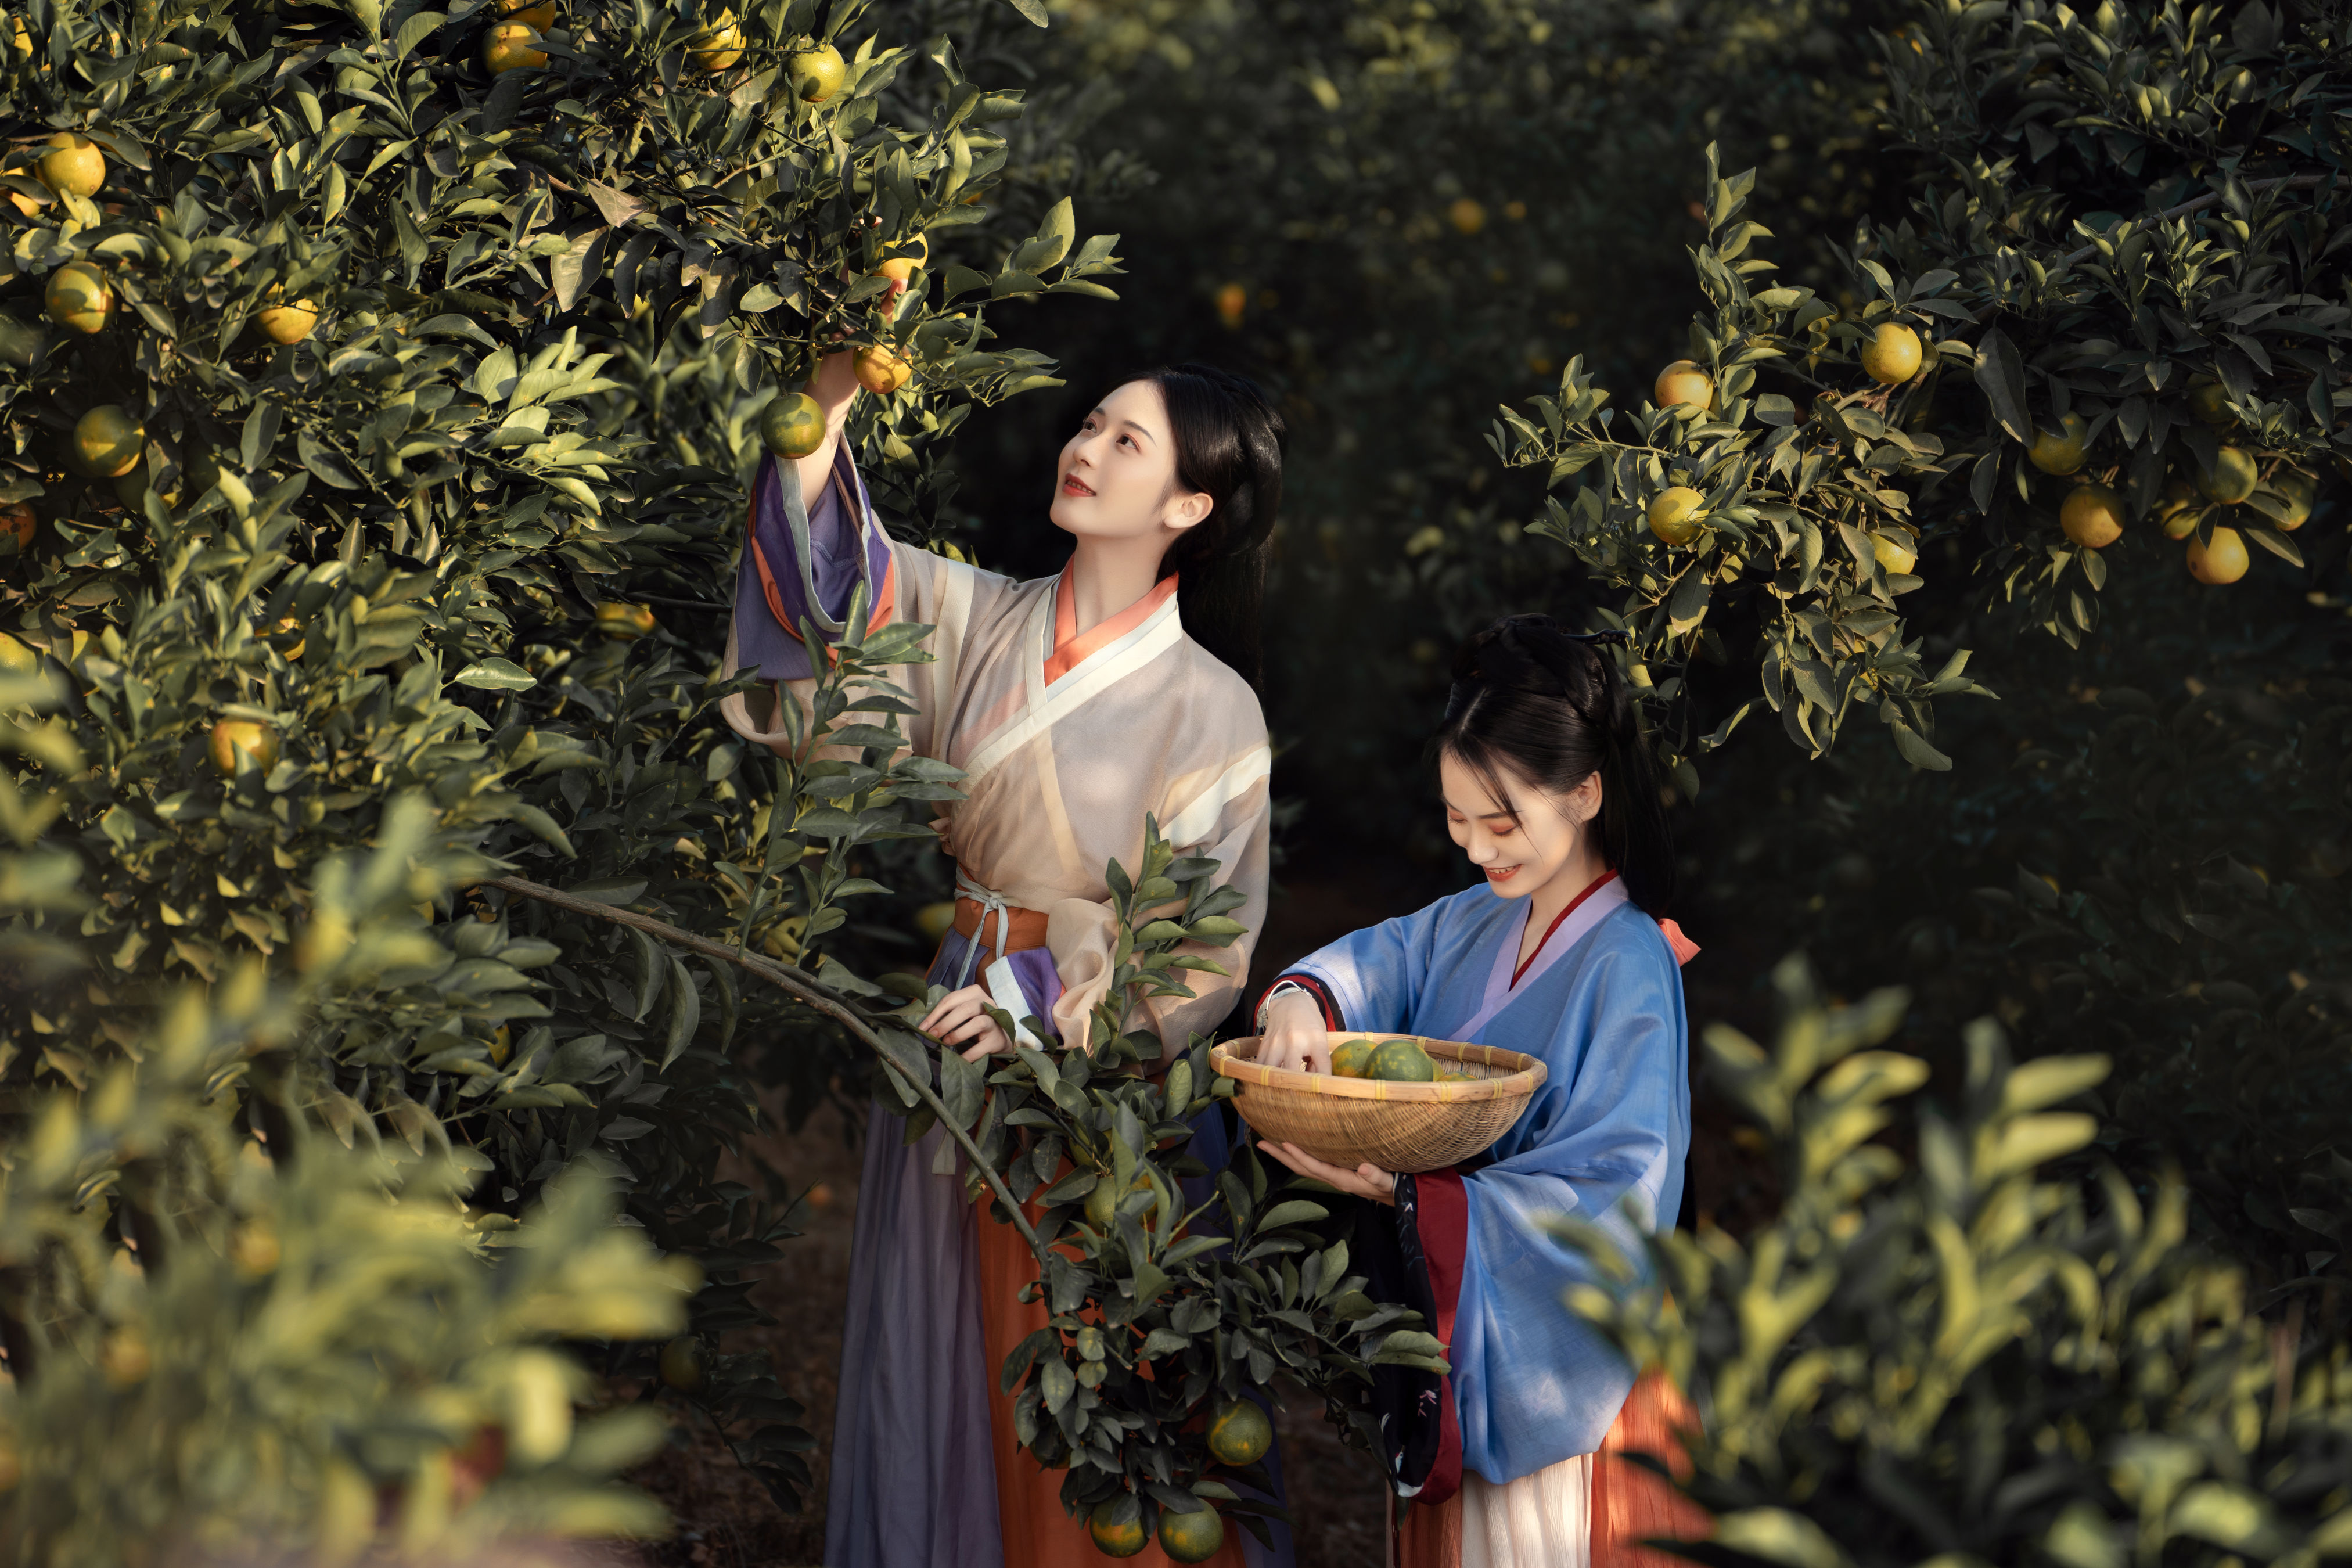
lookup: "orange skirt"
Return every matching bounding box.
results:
[973,1194,1253,1567]
[1394,1370,1707,1568]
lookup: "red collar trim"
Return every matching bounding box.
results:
[1511,869,1619,988]
[1042,563,1180,685]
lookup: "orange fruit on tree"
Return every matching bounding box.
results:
[853,343,911,394]
[73,404,144,477]
[1,501,33,552]
[790,41,846,102]
[761,391,826,459]
[1653,359,1711,411]
[1447,197,1486,235]
[45,261,112,334]
[1646,485,1704,545]
[2187,376,2234,426]
[2196,445,2257,504]
[2186,526,2249,585]
[2026,412,2088,474]
[499,0,555,28]
[256,292,318,344]
[1159,1504,1227,1563]
[1215,282,1246,328]
[1087,1498,1149,1558]
[687,12,743,71]
[36,132,104,197]
[2274,472,2315,530]
[1206,1400,1273,1467]
[1860,323,1922,386]
[595,601,656,641]
[1870,526,1918,575]
[659,1336,708,1393]
[2059,483,2125,548]
[0,631,39,674]
[484,20,546,73]
[209,718,280,777]
[0,312,42,369]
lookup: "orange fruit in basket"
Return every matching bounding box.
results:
[1371,1038,1436,1082]
[1329,1038,1375,1078]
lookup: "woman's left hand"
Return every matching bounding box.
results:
[920,984,1015,1062]
[1260,1141,1397,1206]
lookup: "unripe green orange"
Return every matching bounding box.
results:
[790,41,846,102]
[2187,377,2234,426]
[1860,323,1922,386]
[2196,446,2257,504]
[2186,526,2249,585]
[2059,484,2125,548]
[1206,1400,1273,1467]
[1329,1037,1376,1079]
[1088,1499,1149,1558]
[1652,359,1711,411]
[73,404,144,478]
[209,718,280,777]
[0,631,40,674]
[499,0,555,28]
[36,132,104,197]
[595,601,656,641]
[658,1336,707,1393]
[0,312,44,368]
[761,391,826,459]
[2273,472,2315,531]
[1159,1505,1227,1563]
[1646,486,1704,545]
[2026,413,2089,475]
[1370,1037,1435,1082]
[45,262,112,335]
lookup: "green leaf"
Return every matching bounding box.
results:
[454,659,535,691]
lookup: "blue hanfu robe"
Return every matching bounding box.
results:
[1272,873,1690,1494]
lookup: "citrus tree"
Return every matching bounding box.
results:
[0,0,1139,1532]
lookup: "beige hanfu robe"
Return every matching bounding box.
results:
[719,447,1276,1568]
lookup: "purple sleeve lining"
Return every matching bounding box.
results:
[732,451,861,684]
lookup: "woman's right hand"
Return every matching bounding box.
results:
[1256,990,1330,1075]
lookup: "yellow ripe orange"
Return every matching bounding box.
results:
[1087,1499,1149,1559]
[1159,1505,1227,1563]
[499,0,555,28]
[73,404,144,478]
[2196,445,2257,504]
[2186,526,2249,585]
[789,41,846,102]
[45,261,112,334]
[209,718,280,777]
[595,601,656,641]
[761,391,826,459]
[2156,480,2202,539]
[7,188,44,216]
[1653,359,1712,411]
[2059,483,2125,549]
[1447,197,1486,235]
[2274,472,2315,531]
[874,256,922,289]
[0,630,39,673]
[2025,412,2088,475]
[853,343,911,394]
[256,295,318,344]
[483,20,546,74]
[36,132,104,198]
[1,501,34,552]
[1215,282,1246,329]
[1860,323,1922,386]
[1646,485,1704,545]
[687,13,743,71]
[1870,527,1918,575]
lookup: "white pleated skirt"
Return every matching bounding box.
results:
[1458,1453,1594,1568]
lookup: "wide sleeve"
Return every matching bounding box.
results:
[1440,934,1690,1481]
[1274,901,1447,1036]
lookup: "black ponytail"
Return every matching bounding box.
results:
[1133,364,1285,690]
[1433,614,1677,915]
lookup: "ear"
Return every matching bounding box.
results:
[1162,486,1214,533]
[1566,770,1604,826]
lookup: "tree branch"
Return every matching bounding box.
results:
[482,873,1047,1264]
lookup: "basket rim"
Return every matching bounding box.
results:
[1211,1034,1547,1103]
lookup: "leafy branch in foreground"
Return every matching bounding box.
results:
[1563,956,2352,1568]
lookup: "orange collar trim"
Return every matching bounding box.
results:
[1042,564,1179,685]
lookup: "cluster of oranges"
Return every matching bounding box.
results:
[482,0,848,103]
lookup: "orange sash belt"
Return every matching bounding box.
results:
[952,895,1051,955]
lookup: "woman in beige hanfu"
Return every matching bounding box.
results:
[720,348,1292,1568]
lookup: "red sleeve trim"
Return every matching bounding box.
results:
[1412,1167,1468,1508]
[1267,973,1343,1031]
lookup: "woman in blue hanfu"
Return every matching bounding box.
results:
[720,348,1291,1568]
[1254,614,1706,1568]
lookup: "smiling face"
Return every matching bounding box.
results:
[1050,379,1214,547]
[1440,750,1602,900]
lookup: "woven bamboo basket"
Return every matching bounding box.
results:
[1209,1034,1546,1174]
